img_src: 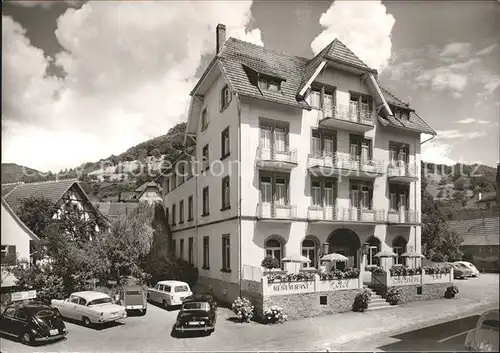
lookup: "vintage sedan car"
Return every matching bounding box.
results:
[0,301,67,345]
[147,280,192,310]
[446,262,472,279]
[173,294,217,335]
[51,291,127,327]
[454,261,480,277]
[119,285,147,315]
[465,309,499,351]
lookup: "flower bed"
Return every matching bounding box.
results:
[389,266,422,276]
[422,266,451,274]
[319,267,360,280]
[266,271,315,284]
[365,266,384,274]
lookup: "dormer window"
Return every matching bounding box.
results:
[258,77,280,92]
[393,107,410,121]
[221,85,231,111]
[201,108,209,131]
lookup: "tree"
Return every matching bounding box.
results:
[454,177,466,191]
[436,190,444,199]
[18,197,58,238]
[150,148,161,158]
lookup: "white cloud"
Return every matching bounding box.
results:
[456,118,490,124]
[421,140,456,165]
[7,0,80,8]
[310,0,395,72]
[2,1,263,171]
[439,42,472,61]
[435,130,487,140]
[476,43,498,56]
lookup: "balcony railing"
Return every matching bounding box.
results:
[257,202,297,220]
[256,145,298,170]
[387,209,420,224]
[308,205,385,223]
[317,104,374,132]
[308,152,384,177]
[387,162,418,181]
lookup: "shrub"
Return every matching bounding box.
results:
[264,306,287,324]
[386,288,402,305]
[319,267,360,280]
[390,266,422,276]
[370,266,386,275]
[423,266,451,275]
[231,297,254,323]
[144,257,198,287]
[445,285,459,299]
[261,256,280,270]
[267,272,315,283]
[352,289,372,312]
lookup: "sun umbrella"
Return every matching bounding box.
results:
[400,251,425,258]
[281,254,311,263]
[320,253,348,262]
[374,251,398,258]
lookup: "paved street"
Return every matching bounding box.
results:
[1,274,497,352]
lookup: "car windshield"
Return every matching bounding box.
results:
[175,286,189,292]
[36,309,56,318]
[87,297,112,306]
[455,263,467,268]
[182,302,210,311]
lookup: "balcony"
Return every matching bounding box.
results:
[317,105,374,133]
[308,152,384,179]
[257,202,297,222]
[387,162,418,183]
[308,205,385,224]
[256,145,298,171]
[387,209,420,225]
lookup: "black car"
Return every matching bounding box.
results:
[0,301,67,345]
[173,294,217,335]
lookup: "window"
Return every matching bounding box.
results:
[221,176,230,210]
[179,200,184,224]
[311,179,336,207]
[366,237,381,266]
[350,136,372,161]
[3,307,16,318]
[301,238,317,268]
[201,108,209,131]
[259,173,290,205]
[221,127,230,159]
[1,245,16,265]
[70,296,80,304]
[258,77,281,92]
[15,309,27,320]
[389,142,410,166]
[186,161,193,180]
[188,237,193,264]
[163,285,171,293]
[221,85,231,110]
[259,120,289,152]
[265,238,283,269]
[178,163,185,185]
[165,178,170,193]
[172,239,176,256]
[165,207,169,224]
[389,185,409,211]
[311,130,336,156]
[171,204,176,225]
[393,237,407,265]
[311,181,322,206]
[309,84,335,111]
[222,234,231,272]
[202,186,210,216]
[78,297,87,306]
[188,196,193,221]
[180,239,184,260]
[349,93,372,119]
[203,236,210,269]
[202,144,209,170]
[393,107,410,121]
[350,181,373,209]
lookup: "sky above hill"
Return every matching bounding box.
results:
[2,0,499,172]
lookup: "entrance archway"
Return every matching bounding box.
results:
[327,228,361,270]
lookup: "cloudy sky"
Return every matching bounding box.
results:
[2,0,499,172]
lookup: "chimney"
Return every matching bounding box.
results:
[216,23,226,53]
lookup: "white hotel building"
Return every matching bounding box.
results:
[162,24,436,303]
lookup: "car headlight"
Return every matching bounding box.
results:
[200,321,205,325]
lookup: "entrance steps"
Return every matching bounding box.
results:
[362,285,394,311]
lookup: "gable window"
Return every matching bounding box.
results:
[202,186,210,216]
[349,93,372,120]
[188,195,193,221]
[221,234,231,272]
[258,77,281,92]
[203,236,210,269]
[201,108,209,131]
[188,237,193,264]
[389,185,409,211]
[311,130,336,157]
[311,178,336,207]
[221,127,230,159]
[393,107,410,121]
[221,176,230,210]
[179,239,184,260]
[260,120,289,153]
[171,203,176,225]
[259,173,290,205]
[202,144,209,170]
[309,84,335,111]
[179,200,184,224]
[350,181,373,209]
[221,85,231,111]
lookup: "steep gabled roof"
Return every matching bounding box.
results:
[449,217,499,246]
[324,38,372,71]
[135,181,163,193]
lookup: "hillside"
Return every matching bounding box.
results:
[1,163,48,184]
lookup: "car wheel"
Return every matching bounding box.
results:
[163,300,170,311]
[82,316,92,327]
[20,332,32,345]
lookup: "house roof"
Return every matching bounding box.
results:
[206,37,434,135]
[449,217,499,246]
[97,202,139,218]
[135,181,162,193]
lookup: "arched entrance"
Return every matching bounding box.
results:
[327,229,361,270]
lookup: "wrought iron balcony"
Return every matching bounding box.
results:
[256,145,298,171]
[387,209,420,225]
[387,162,419,183]
[317,104,374,133]
[308,205,385,223]
[308,152,384,179]
[257,202,297,221]
[307,205,338,221]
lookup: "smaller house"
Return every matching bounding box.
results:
[97,202,139,219]
[135,181,163,204]
[476,192,498,209]
[449,215,499,272]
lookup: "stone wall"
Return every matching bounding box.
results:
[262,289,362,320]
[373,283,450,303]
[197,276,240,305]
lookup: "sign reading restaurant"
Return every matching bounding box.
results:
[268,281,313,295]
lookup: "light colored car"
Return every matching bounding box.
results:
[454,261,480,277]
[465,309,499,351]
[119,285,147,315]
[147,280,192,310]
[51,291,127,327]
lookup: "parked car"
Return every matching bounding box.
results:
[465,309,499,351]
[454,261,480,277]
[147,280,192,310]
[172,294,217,335]
[447,263,472,279]
[51,291,127,327]
[0,301,67,345]
[119,285,147,315]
